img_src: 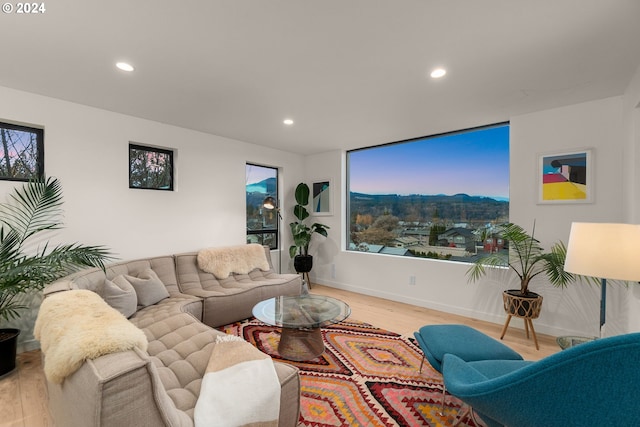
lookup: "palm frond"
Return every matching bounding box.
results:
[0,177,64,244]
[467,222,577,293]
[467,252,509,282]
[0,177,112,324]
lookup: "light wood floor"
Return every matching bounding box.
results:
[0,284,561,427]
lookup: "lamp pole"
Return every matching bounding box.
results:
[262,196,282,274]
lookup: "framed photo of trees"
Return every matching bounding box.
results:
[0,121,44,181]
[129,143,174,191]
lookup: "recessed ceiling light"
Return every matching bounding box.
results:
[116,62,134,72]
[283,119,294,125]
[430,68,446,79]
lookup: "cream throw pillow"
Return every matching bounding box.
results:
[123,268,170,307]
[101,276,137,318]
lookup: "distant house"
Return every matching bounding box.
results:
[483,237,505,253]
[379,247,413,256]
[401,228,430,241]
[348,242,412,257]
[391,236,420,247]
[438,227,476,252]
[348,242,383,253]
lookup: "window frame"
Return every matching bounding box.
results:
[246,163,279,250]
[346,123,510,263]
[128,143,175,191]
[0,121,44,181]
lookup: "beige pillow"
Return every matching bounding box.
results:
[101,276,138,318]
[124,269,170,307]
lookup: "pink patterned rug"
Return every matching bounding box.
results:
[219,319,485,427]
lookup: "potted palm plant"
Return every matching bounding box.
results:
[467,222,576,318]
[289,182,329,273]
[0,177,111,376]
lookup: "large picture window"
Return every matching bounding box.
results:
[347,123,509,263]
[246,164,279,249]
[0,121,44,181]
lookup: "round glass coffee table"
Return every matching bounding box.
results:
[253,295,351,361]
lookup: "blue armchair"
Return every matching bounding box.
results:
[442,332,640,427]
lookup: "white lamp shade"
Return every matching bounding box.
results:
[564,222,640,281]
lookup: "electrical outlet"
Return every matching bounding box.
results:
[409,275,416,285]
[331,264,336,279]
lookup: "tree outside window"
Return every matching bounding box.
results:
[0,121,44,181]
[129,143,174,191]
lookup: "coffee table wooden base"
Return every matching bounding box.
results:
[278,327,325,361]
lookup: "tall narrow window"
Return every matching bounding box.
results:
[246,164,279,249]
[347,123,509,263]
[0,121,44,181]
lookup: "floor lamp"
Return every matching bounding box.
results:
[564,222,640,338]
[262,196,282,274]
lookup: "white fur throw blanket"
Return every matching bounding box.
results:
[194,335,280,427]
[197,244,270,279]
[34,289,148,384]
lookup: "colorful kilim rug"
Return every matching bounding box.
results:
[218,318,485,427]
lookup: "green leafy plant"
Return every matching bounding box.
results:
[467,222,576,295]
[0,177,112,324]
[289,183,330,258]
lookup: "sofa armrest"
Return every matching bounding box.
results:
[274,362,301,427]
[46,348,191,427]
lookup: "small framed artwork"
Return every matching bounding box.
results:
[538,149,592,204]
[312,179,332,216]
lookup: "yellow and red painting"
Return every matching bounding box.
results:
[539,150,591,203]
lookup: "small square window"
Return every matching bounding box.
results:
[129,143,174,191]
[0,121,44,181]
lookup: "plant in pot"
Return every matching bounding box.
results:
[467,222,576,320]
[289,183,330,275]
[0,177,111,376]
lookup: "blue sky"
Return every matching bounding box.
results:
[246,164,276,185]
[348,124,510,199]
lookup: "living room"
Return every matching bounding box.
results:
[2,1,640,425]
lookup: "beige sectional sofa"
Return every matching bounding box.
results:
[40,245,302,427]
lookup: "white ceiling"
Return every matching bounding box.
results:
[2,1,640,155]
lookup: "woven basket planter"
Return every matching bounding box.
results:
[502,290,543,319]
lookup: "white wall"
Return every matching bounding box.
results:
[622,65,640,331]
[0,86,305,350]
[306,95,632,339]
[4,75,640,351]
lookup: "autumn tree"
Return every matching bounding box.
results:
[355,214,400,245]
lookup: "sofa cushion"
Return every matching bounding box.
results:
[134,311,221,418]
[101,277,138,318]
[123,269,170,307]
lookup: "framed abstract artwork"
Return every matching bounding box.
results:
[538,149,592,204]
[312,179,332,216]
